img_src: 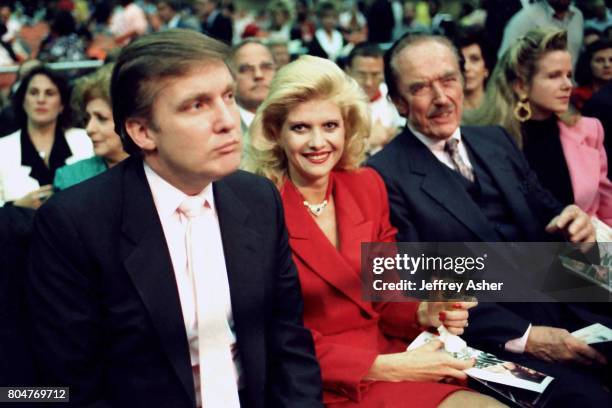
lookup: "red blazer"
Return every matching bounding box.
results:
[559,117,612,226]
[281,168,463,407]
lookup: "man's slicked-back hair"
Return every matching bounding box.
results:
[111,29,230,155]
[384,34,461,103]
[347,42,383,68]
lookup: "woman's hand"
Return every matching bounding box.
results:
[13,185,54,209]
[417,300,478,335]
[364,340,474,382]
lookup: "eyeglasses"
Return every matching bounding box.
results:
[237,62,277,76]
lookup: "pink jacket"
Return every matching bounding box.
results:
[559,116,612,226]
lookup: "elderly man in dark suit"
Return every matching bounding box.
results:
[26,29,322,408]
[368,34,610,406]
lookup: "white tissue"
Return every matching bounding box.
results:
[437,325,467,353]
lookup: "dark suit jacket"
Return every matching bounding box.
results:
[201,10,233,44]
[27,157,322,407]
[368,126,568,350]
[368,125,563,243]
[0,206,36,386]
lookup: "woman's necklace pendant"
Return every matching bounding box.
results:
[303,199,328,217]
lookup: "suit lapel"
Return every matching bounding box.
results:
[334,173,375,270]
[119,159,195,407]
[401,131,499,241]
[282,178,375,317]
[213,179,265,391]
[462,129,541,239]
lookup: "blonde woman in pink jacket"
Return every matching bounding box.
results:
[466,28,612,238]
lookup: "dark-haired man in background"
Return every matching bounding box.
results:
[346,42,405,155]
[27,29,322,408]
[156,0,199,31]
[195,0,233,44]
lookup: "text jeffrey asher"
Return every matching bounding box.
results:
[372,279,504,292]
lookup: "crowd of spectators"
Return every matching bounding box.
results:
[0,1,609,122]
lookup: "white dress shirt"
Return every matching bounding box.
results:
[144,163,242,406]
[238,106,255,129]
[409,123,473,174]
[370,84,406,130]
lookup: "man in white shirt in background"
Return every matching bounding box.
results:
[345,42,405,155]
[499,0,584,66]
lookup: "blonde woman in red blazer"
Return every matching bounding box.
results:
[245,55,505,408]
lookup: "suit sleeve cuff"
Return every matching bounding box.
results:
[504,324,532,353]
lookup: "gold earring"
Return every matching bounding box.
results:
[513,97,532,122]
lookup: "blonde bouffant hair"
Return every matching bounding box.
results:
[464,28,578,147]
[243,55,370,188]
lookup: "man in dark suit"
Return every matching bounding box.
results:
[368,34,610,405]
[195,0,233,44]
[157,0,199,31]
[27,29,322,408]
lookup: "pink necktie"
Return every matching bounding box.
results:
[178,197,241,408]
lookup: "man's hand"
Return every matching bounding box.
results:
[364,340,474,382]
[417,301,478,335]
[525,326,607,365]
[545,205,596,242]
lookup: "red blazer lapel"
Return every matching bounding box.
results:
[334,172,375,274]
[281,177,375,317]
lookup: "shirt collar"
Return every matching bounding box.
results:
[238,105,255,127]
[407,122,462,152]
[144,162,215,219]
[207,9,220,25]
[168,14,181,29]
